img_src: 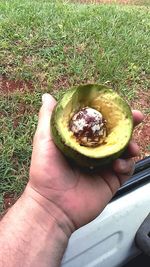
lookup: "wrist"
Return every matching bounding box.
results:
[24,184,75,238]
[0,184,71,267]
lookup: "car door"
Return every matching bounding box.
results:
[61,157,150,267]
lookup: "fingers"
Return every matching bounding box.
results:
[122,110,143,158]
[113,158,135,184]
[132,110,144,127]
[36,93,56,140]
[122,139,140,158]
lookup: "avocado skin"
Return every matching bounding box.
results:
[51,84,133,168]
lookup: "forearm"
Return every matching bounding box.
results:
[0,186,70,267]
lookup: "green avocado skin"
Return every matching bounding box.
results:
[51,84,133,168]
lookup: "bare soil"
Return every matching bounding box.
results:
[0,75,34,93]
[130,90,150,160]
[0,193,17,220]
[71,0,144,4]
[3,193,17,210]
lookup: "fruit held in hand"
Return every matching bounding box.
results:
[51,84,133,168]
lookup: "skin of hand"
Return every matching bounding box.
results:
[27,93,144,236]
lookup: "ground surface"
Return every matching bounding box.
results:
[0,0,150,213]
[72,0,150,5]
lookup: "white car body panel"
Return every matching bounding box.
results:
[61,182,150,267]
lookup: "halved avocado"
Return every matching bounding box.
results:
[51,84,133,168]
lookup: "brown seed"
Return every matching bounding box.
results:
[70,107,107,147]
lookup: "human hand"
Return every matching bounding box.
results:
[27,93,143,236]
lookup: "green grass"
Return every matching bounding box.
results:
[0,0,150,212]
[0,91,38,210]
[0,0,150,93]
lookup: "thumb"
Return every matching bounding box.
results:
[36,93,56,139]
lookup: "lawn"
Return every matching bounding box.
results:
[74,0,150,5]
[0,0,150,213]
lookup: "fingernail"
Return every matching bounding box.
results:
[42,93,51,105]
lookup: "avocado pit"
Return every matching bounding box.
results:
[70,107,107,147]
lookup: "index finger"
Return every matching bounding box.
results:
[132,110,144,127]
[120,110,144,159]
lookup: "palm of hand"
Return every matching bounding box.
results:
[30,136,130,229]
[29,94,142,230]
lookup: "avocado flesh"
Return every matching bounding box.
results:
[51,84,133,167]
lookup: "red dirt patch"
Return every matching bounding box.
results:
[0,75,34,93]
[53,75,71,91]
[3,193,16,211]
[72,0,147,4]
[130,90,150,161]
[0,193,17,220]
